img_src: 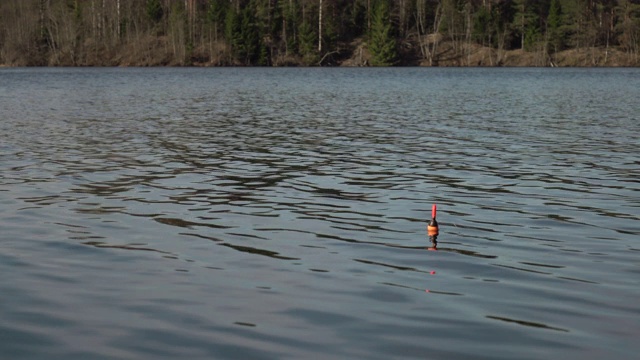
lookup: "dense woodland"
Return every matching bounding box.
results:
[1,0,639,66]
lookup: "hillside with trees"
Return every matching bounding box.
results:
[1,0,639,67]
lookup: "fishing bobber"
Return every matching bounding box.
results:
[427,204,439,236]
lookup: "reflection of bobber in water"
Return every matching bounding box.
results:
[427,204,439,250]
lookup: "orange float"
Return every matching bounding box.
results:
[427,203,439,236]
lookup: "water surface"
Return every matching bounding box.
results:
[1,67,639,359]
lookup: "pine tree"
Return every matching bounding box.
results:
[146,0,163,24]
[547,0,564,53]
[225,7,241,62]
[239,4,260,64]
[208,0,228,38]
[562,0,596,50]
[257,28,269,66]
[298,19,318,64]
[348,0,367,37]
[282,0,299,56]
[368,0,397,66]
[473,5,492,46]
[512,0,540,51]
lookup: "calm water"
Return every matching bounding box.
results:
[1,67,639,359]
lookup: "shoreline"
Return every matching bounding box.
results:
[2,44,636,68]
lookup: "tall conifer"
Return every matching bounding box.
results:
[369,0,397,66]
[548,0,564,53]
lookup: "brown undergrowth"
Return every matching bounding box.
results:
[2,35,638,67]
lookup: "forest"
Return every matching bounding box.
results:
[1,0,639,67]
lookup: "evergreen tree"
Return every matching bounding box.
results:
[225,7,242,61]
[298,20,318,64]
[239,4,260,64]
[547,0,564,53]
[512,0,541,51]
[321,4,338,55]
[258,42,269,65]
[368,0,397,66]
[348,0,367,37]
[146,0,163,24]
[269,0,283,38]
[254,0,276,65]
[562,0,597,50]
[208,0,228,36]
[282,0,299,56]
[473,5,492,46]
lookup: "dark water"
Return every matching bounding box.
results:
[1,67,639,359]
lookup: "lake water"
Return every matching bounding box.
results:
[1,67,639,359]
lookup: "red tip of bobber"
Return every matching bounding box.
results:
[432,204,437,220]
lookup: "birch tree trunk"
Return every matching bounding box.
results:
[318,0,322,52]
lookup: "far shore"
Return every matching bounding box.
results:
[1,40,638,68]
